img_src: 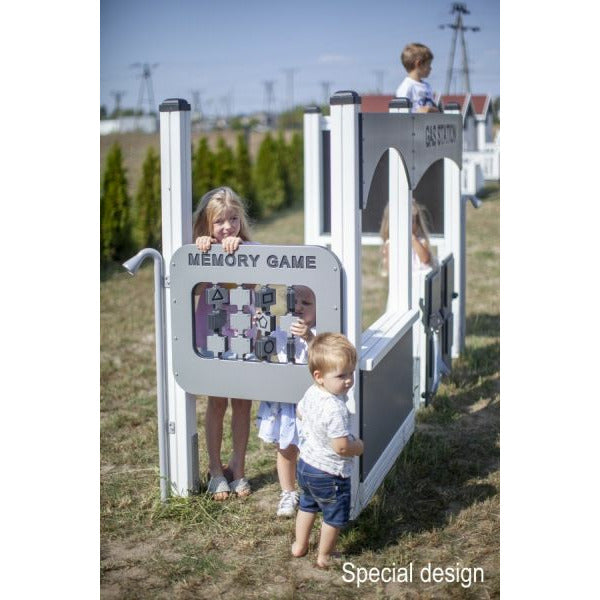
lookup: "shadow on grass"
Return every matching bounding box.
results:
[448,341,500,385]
[466,313,499,338]
[476,181,500,200]
[342,337,500,555]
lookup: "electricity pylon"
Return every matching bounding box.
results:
[439,3,480,94]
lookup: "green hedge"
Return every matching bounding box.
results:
[100,132,304,264]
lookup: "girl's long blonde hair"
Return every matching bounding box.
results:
[192,186,252,241]
[379,199,432,243]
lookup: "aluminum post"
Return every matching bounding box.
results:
[159,99,199,495]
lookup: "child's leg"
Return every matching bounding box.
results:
[205,396,227,475]
[228,398,251,483]
[316,523,341,568]
[277,444,299,492]
[292,510,316,557]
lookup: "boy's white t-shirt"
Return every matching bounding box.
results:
[297,384,353,478]
[395,77,436,113]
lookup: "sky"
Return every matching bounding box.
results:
[100,0,499,116]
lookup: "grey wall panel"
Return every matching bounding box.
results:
[360,113,462,207]
[360,331,414,479]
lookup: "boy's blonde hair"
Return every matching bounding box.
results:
[308,333,357,376]
[192,186,252,241]
[401,43,434,72]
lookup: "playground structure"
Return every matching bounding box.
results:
[124,91,473,519]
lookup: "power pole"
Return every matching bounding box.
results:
[263,80,275,127]
[110,90,126,117]
[190,89,204,119]
[130,62,159,115]
[439,3,479,94]
[282,68,299,110]
[320,81,332,105]
[373,70,384,94]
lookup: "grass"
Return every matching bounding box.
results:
[100,182,499,599]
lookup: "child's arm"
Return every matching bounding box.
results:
[412,234,432,265]
[331,436,364,457]
[289,319,314,343]
[416,105,439,113]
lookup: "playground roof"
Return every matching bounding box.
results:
[360,94,394,113]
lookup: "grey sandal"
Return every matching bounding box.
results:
[229,477,251,497]
[207,475,230,500]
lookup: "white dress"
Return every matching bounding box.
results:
[256,327,315,449]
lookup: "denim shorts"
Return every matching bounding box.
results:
[296,458,351,528]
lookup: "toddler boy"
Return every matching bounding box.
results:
[396,42,439,113]
[291,333,364,568]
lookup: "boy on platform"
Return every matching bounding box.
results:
[396,42,439,113]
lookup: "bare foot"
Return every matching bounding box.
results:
[291,541,308,558]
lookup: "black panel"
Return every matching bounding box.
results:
[361,151,389,234]
[413,160,444,235]
[322,130,331,234]
[360,332,413,480]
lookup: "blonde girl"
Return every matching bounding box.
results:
[193,186,254,500]
[379,199,434,275]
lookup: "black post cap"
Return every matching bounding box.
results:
[330,90,361,105]
[304,105,322,114]
[443,102,461,112]
[159,98,191,112]
[389,97,412,110]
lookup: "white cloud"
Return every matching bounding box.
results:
[317,54,350,64]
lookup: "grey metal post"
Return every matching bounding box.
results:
[159,99,199,495]
[123,248,169,501]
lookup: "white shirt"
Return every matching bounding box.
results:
[395,77,436,113]
[297,384,353,478]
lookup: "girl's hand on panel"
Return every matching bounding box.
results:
[196,236,216,252]
[222,236,242,254]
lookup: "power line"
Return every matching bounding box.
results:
[439,3,480,94]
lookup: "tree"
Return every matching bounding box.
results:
[100,143,133,264]
[287,132,304,206]
[253,133,285,216]
[234,132,260,219]
[275,130,292,207]
[213,136,235,187]
[192,137,215,203]
[134,146,161,249]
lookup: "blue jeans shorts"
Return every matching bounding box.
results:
[296,458,351,528]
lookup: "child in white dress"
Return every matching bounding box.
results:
[256,285,316,517]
